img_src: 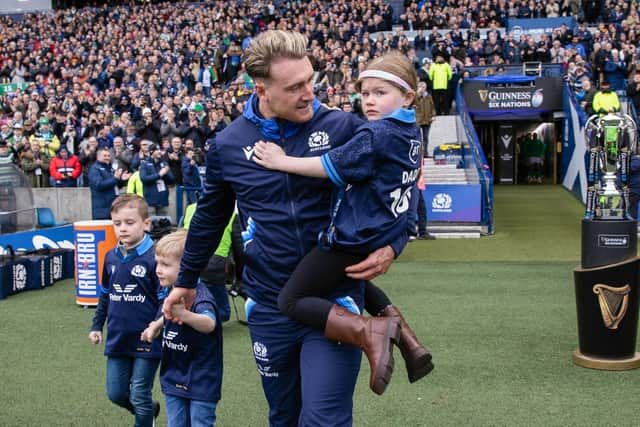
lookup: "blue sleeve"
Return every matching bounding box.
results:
[90,292,110,331]
[177,141,235,288]
[89,167,118,191]
[324,127,376,185]
[163,166,175,185]
[139,161,160,184]
[131,154,140,171]
[90,259,112,331]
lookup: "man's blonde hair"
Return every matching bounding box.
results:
[155,229,187,260]
[243,30,308,80]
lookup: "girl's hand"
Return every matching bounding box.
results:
[253,141,287,170]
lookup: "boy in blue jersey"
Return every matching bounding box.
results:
[141,230,222,427]
[253,52,433,395]
[88,194,162,427]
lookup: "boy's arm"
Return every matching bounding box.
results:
[171,304,216,334]
[253,141,328,178]
[140,317,164,343]
[88,291,109,343]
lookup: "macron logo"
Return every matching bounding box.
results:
[243,145,255,160]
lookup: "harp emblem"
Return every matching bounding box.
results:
[593,284,631,330]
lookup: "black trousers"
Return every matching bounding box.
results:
[432,89,449,115]
[278,247,392,330]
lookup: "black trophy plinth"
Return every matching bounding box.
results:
[573,219,640,370]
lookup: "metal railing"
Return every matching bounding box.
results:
[455,86,495,234]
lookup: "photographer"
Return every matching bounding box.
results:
[135,107,161,144]
[61,123,78,154]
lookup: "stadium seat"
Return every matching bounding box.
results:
[36,207,69,228]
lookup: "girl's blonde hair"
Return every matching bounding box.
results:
[155,229,187,260]
[356,51,418,94]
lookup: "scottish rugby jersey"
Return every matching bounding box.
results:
[320,108,421,254]
[160,283,222,402]
[91,234,162,359]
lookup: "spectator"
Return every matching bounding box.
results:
[182,104,209,149]
[166,137,184,186]
[603,49,627,93]
[30,117,60,158]
[20,140,51,188]
[50,146,81,187]
[136,107,161,144]
[139,143,174,217]
[627,71,640,112]
[0,140,15,165]
[110,136,133,173]
[576,79,597,115]
[429,53,453,115]
[592,80,621,114]
[181,147,202,205]
[79,137,99,187]
[130,139,152,172]
[89,147,130,220]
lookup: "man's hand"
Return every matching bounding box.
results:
[345,245,395,280]
[88,331,102,344]
[163,287,196,323]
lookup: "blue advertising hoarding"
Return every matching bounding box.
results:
[423,184,481,222]
[506,17,577,40]
[0,224,74,254]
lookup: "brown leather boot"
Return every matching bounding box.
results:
[383,305,433,383]
[325,304,401,395]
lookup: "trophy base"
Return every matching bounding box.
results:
[572,349,640,370]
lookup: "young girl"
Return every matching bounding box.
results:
[141,230,223,426]
[253,52,432,395]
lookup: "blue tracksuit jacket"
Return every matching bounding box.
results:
[177,93,409,309]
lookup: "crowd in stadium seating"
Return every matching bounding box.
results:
[0,0,639,189]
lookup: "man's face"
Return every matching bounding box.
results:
[256,56,315,123]
[97,149,111,164]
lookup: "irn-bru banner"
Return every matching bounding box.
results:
[74,220,117,306]
[423,185,481,222]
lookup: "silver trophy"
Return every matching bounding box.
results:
[584,113,637,220]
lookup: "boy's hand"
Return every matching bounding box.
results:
[140,321,162,343]
[88,331,102,344]
[163,288,196,323]
[253,141,286,170]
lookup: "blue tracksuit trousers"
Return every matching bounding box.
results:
[246,301,363,427]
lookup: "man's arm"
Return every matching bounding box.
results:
[165,142,235,321]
